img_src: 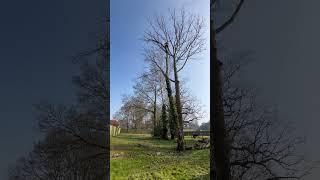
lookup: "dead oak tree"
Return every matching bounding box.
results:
[144,8,205,151]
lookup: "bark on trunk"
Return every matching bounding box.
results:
[211,16,231,180]
[173,56,185,152]
[166,77,177,140]
[153,89,157,136]
[164,45,177,140]
[127,119,129,132]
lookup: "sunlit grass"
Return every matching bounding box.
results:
[110,133,210,180]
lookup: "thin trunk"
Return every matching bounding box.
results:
[73,171,77,180]
[172,55,184,151]
[166,77,176,140]
[127,118,129,132]
[133,115,137,129]
[170,119,175,139]
[153,88,157,136]
[211,14,231,180]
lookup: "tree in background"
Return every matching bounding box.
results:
[133,68,161,136]
[198,121,210,131]
[113,105,131,132]
[119,95,149,130]
[180,84,206,125]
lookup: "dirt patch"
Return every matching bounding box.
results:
[111,152,125,159]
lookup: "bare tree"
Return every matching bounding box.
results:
[133,69,162,136]
[9,127,107,180]
[144,8,205,151]
[9,33,110,179]
[221,54,313,179]
[72,59,109,121]
[120,94,150,130]
[113,106,131,132]
[180,84,206,125]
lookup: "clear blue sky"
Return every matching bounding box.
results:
[110,0,210,124]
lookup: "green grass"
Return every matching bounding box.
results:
[110,133,210,180]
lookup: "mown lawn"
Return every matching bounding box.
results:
[110,133,210,180]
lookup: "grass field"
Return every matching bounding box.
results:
[110,133,210,180]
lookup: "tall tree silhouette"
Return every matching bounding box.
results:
[211,0,245,179]
[221,55,313,179]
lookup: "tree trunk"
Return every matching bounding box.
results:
[127,118,129,132]
[153,89,157,136]
[166,77,177,140]
[173,56,185,152]
[164,45,177,140]
[211,15,231,180]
